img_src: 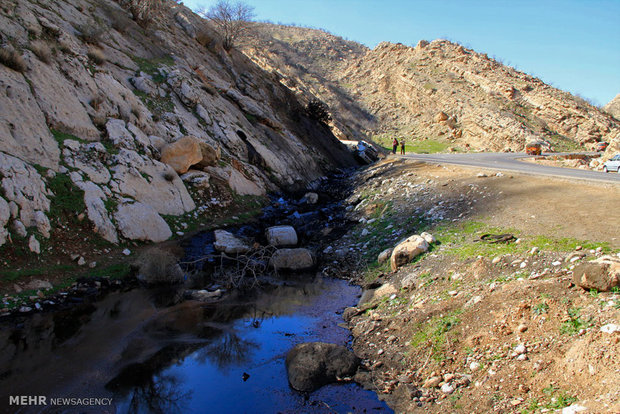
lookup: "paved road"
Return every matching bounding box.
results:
[400,152,620,184]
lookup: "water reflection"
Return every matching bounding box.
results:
[193,330,258,370]
[124,373,191,414]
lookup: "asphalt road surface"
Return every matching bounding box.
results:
[401,152,620,184]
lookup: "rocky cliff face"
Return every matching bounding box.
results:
[244,26,619,153]
[0,0,355,251]
[604,93,620,120]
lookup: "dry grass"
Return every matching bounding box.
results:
[77,24,105,44]
[29,40,53,64]
[0,48,27,72]
[87,47,106,65]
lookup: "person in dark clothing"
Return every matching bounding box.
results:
[392,138,398,154]
[400,140,405,155]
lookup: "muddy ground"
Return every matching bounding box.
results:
[327,158,619,413]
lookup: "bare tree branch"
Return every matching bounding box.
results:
[198,0,255,50]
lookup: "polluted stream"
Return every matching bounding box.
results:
[0,172,393,413]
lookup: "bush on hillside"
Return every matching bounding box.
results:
[306,98,331,124]
[0,47,27,72]
[29,40,53,64]
[117,0,180,27]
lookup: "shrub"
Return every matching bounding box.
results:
[306,98,331,124]
[199,0,255,50]
[118,0,178,27]
[135,247,184,284]
[87,47,106,65]
[0,47,27,72]
[29,40,53,64]
[77,24,105,44]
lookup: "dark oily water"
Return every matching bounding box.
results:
[112,277,392,413]
[0,277,391,413]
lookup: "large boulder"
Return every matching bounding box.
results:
[114,202,172,242]
[270,248,314,271]
[265,225,298,247]
[110,149,195,216]
[573,256,620,292]
[0,152,50,227]
[390,235,429,271]
[197,141,220,168]
[286,342,360,392]
[160,136,203,174]
[0,66,59,169]
[213,230,251,254]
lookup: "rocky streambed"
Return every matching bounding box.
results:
[0,171,393,413]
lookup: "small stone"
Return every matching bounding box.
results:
[552,260,562,266]
[77,257,86,266]
[514,344,527,355]
[423,376,442,388]
[530,247,539,255]
[19,306,32,313]
[377,349,384,355]
[122,249,131,256]
[361,229,369,236]
[510,399,523,406]
[443,373,456,382]
[89,261,97,268]
[517,324,528,333]
[440,383,454,394]
[516,354,528,361]
[470,362,481,371]
[28,235,41,254]
[520,261,528,269]
[492,256,502,264]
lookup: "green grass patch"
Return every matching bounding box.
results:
[532,302,549,315]
[133,89,174,117]
[560,307,590,335]
[541,385,578,410]
[47,172,86,223]
[410,309,463,361]
[371,132,454,153]
[434,219,614,259]
[51,129,88,145]
[0,264,76,282]
[83,262,131,279]
[132,55,174,83]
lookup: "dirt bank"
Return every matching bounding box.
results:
[328,158,619,413]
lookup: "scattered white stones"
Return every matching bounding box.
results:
[600,324,620,334]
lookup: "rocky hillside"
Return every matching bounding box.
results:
[243,25,620,152]
[0,0,355,260]
[604,93,620,120]
[242,22,376,141]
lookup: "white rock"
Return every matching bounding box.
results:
[514,344,527,355]
[270,248,315,271]
[115,202,172,242]
[11,220,27,238]
[440,383,454,394]
[34,210,51,238]
[122,249,132,256]
[561,404,588,414]
[265,225,298,247]
[0,67,60,169]
[213,230,251,254]
[73,180,118,244]
[600,324,620,334]
[470,362,481,371]
[28,235,40,254]
[0,153,50,227]
[420,231,436,244]
[302,192,319,204]
[361,228,369,236]
[552,261,562,266]
[77,257,86,266]
[390,235,429,271]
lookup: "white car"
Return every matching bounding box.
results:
[603,154,620,173]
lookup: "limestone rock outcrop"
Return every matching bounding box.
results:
[115,202,172,243]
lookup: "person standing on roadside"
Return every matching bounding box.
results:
[400,139,405,155]
[392,137,398,154]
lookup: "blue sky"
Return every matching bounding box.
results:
[183,0,620,106]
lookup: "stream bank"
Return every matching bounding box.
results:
[0,169,394,413]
